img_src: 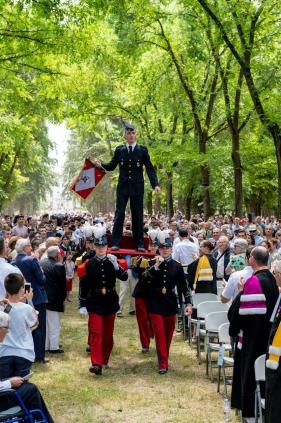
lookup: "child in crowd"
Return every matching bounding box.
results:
[65,251,75,301]
[0,273,38,378]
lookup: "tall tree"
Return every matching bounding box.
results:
[197,0,281,215]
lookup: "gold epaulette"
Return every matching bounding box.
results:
[131,256,150,269]
[175,259,188,268]
[75,252,86,267]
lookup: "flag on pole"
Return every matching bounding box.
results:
[70,159,106,200]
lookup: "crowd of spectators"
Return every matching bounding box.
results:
[1,210,281,421]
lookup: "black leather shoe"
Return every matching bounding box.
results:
[86,346,91,353]
[111,246,120,251]
[48,349,64,354]
[129,310,136,315]
[142,348,149,353]
[35,358,49,364]
[137,247,146,252]
[158,368,168,374]
[89,364,102,375]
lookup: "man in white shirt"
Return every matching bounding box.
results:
[10,215,28,238]
[172,228,199,273]
[0,237,22,298]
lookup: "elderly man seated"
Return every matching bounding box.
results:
[0,309,54,422]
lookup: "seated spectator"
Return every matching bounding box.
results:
[0,310,54,422]
[0,273,38,378]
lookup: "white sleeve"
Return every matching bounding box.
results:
[26,305,38,328]
[221,274,236,300]
[0,380,12,390]
[172,245,179,260]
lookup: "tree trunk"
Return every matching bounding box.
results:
[154,191,161,214]
[166,171,173,219]
[200,163,212,219]
[146,191,152,215]
[185,186,194,220]
[197,0,281,216]
[232,129,243,216]
[272,127,281,217]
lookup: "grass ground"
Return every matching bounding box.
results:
[32,280,237,423]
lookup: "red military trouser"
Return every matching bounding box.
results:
[149,313,176,370]
[88,312,116,366]
[135,297,154,349]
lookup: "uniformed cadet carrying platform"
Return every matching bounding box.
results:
[79,226,128,376]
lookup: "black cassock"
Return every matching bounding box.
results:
[265,308,281,423]
[228,269,278,418]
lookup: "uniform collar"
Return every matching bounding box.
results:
[95,255,106,262]
[126,142,137,151]
[163,256,172,263]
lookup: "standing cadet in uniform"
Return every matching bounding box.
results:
[94,123,160,252]
[144,230,193,374]
[79,226,128,375]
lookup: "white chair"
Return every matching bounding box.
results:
[216,322,234,396]
[217,286,224,299]
[217,279,225,289]
[188,293,218,345]
[204,311,229,381]
[254,354,266,423]
[196,301,229,363]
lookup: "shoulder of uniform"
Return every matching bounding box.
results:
[116,145,126,150]
[138,145,148,151]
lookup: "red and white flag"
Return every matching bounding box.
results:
[70,159,106,200]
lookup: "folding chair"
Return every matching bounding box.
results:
[188,293,218,345]
[254,354,266,423]
[204,311,229,381]
[0,388,48,423]
[216,279,225,289]
[216,322,234,396]
[196,301,229,364]
[217,286,224,299]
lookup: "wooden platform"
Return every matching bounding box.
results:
[106,234,154,257]
[106,248,155,257]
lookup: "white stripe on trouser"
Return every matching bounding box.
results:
[45,310,62,351]
[118,269,138,313]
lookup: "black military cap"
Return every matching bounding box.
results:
[124,123,135,131]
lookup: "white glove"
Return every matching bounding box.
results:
[155,255,164,270]
[79,307,88,316]
[107,254,119,270]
